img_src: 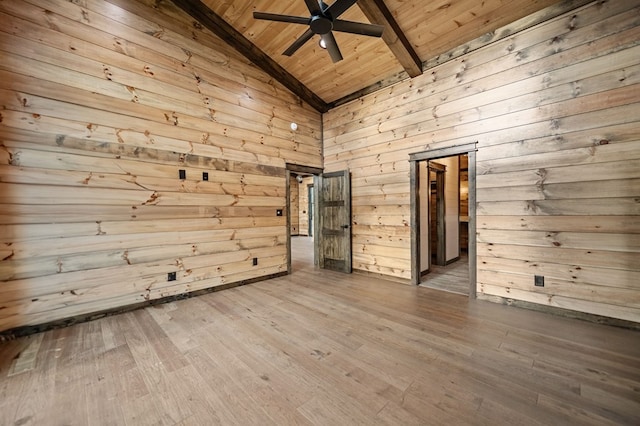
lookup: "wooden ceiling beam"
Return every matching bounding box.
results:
[170,0,329,113]
[357,0,422,78]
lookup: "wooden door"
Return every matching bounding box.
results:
[316,170,352,273]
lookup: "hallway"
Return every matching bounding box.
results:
[420,254,470,295]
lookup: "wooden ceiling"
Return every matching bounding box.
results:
[172,0,584,111]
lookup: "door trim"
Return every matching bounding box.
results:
[409,142,477,298]
[307,184,314,237]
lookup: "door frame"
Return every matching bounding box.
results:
[286,164,323,274]
[409,142,477,297]
[307,184,314,237]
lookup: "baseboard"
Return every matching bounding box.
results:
[446,256,461,265]
[477,294,640,330]
[0,272,287,341]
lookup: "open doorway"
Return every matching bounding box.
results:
[289,173,315,238]
[409,143,477,297]
[420,155,469,294]
[286,164,323,273]
[289,172,315,270]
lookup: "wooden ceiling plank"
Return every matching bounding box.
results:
[249,3,305,47]
[170,0,328,113]
[357,0,422,78]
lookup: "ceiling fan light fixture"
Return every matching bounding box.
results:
[253,0,384,63]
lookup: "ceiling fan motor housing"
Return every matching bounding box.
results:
[310,15,333,34]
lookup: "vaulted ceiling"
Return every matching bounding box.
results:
[171,0,589,112]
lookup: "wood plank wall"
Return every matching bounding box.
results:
[324,0,640,322]
[0,0,322,332]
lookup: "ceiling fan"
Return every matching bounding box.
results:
[253,0,384,63]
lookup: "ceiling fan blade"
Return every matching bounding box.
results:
[322,32,343,63]
[326,0,357,19]
[253,12,310,25]
[283,28,315,56]
[333,20,384,37]
[304,0,322,14]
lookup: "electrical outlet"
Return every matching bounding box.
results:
[179,169,186,180]
[202,172,208,181]
[253,257,258,266]
[168,272,177,281]
[534,275,544,287]
[276,209,283,216]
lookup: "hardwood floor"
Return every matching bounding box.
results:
[420,253,470,295]
[1,239,639,425]
[291,235,316,272]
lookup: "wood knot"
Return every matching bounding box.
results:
[103,66,113,81]
[164,113,178,126]
[142,192,159,205]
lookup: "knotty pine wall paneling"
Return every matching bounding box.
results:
[0,0,322,332]
[323,0,640,322]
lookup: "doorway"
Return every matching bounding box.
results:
[286,165,353,275]
[290,173,315,271]
[286,165,322,273]
[409,143,477,297]
[423,155,469,294]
